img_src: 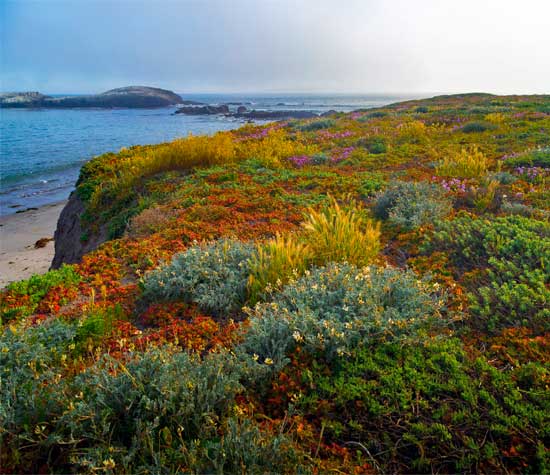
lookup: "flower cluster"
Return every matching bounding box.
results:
[500,151,523,161]
[317,130,354,140]
[330,146,355,162]
[436,177,469,193]
[234,122,288,141]
[515,166,547,181]
[287,155,311,167]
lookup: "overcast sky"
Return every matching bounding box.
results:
[1,0,549,94]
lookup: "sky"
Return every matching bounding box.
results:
[1,0,549,95]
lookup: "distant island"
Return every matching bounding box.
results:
[0,86,182,108]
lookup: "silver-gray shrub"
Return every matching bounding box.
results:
[373,181,452,229]
[1,323,305,473]
[501,200,549,220]
[240,262,446,370]
[65,347,306,473]
[141,238,256,316]
[0,320,77,469]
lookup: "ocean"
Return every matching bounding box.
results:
[0,93,413,215]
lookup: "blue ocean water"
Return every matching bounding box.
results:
[0,93,412,215]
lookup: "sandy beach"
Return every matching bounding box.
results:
[0,201,66,288]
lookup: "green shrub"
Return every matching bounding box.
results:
[68,348,306,474]
[504,146,550,168]
[470,179,499,212]
[367,111,388,118]
[300,338,550,474]
[373,181,452,229]
[355,136,387,154]
[368,140,387,154]
[241,263,446,368]
[1,339,306,474]
[309,152,330,165]
[75,304,126,352]
[423,214,550,333]
[141,239,255,316]
[501,200,549,219]
[296,118,336,132]
[491,171,517,184]
[461,121,497,133]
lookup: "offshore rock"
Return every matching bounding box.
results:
[1,86,182,108]
[175,104,230,115]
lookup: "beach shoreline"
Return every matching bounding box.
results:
[0,201,66,288]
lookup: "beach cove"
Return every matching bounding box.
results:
[0,202,65,287]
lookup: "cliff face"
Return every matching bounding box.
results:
[51,192,108,269]
[1,86,182,108]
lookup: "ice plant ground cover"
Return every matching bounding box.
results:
[1,93,549,474]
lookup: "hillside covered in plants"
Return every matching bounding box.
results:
[1,93,549,474]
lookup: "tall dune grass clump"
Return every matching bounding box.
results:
[302,195,381,267]
[248,233,311,303]
[249,196,381,301]
[436,145,490,178]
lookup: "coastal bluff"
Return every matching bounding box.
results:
[0,86,182,108]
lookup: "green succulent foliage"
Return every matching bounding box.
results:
[373,181,452,229]
[423,214,550,333]
[141,239,256,316]
[0,265,81,323]
[299,338,550,474]
[358,175,386,197]
[241,263,446,369]
[75,304,126,352]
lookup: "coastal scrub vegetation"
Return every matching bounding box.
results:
[1,93,550,474]
[373,180,452,229]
